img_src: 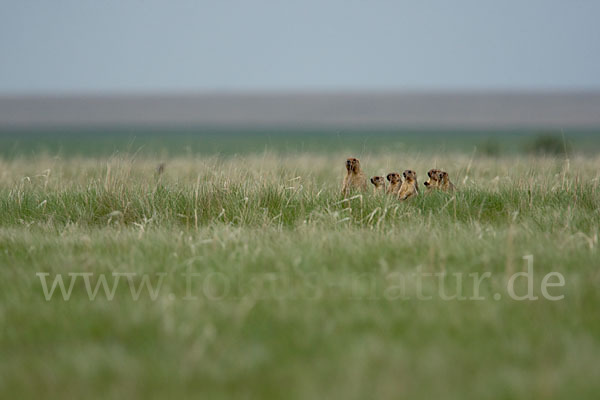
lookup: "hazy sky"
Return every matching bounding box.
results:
[1,0,599,95]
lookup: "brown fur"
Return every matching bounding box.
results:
[341,157,367,196]
[424,169,455,192]
[438,171,455,192]
[370,176,386,195]
[386,172,402,195]
[423,168,442,190]
[397,169,419,200]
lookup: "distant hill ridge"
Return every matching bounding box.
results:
[1,91,599,128]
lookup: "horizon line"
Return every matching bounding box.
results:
[3,87,600,100]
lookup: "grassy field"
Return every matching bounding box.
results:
[1,131,600,399]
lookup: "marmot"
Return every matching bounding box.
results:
[424,169,455,192]
[397,169,419,200]
[370,176,386,195]
[423,168,442,190]
[341,157,367,196]
[386,172,402,195]
[439,171,455,192]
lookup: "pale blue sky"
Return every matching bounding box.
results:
[1,0,599,95]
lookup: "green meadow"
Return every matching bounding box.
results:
[1,129,599,399]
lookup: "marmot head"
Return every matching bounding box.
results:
[370,176,385,188]
[346,157,361,173]
[424,168,441,188]
[403,169,417,182]
[386,172,401,185]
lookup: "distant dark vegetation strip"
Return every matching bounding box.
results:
[1,127,599,157]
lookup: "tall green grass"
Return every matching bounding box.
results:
[1,152,599,399]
